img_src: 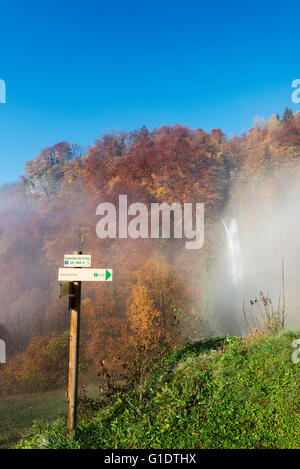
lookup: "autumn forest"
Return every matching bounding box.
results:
[0,108,300,396]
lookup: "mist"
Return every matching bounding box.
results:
[214,165,300,334]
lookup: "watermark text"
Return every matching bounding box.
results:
[0,339,6,363]
[292,339,300,364]
[0,79,6,103]
[96,195,204,250]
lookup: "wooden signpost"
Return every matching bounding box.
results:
[59,251,113,435]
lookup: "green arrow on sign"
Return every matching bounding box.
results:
[105,270,112,280]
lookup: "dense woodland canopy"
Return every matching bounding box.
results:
[0,109,300,394]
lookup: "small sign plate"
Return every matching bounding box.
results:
[60,282,74,298]
[58,268,112,282]
[64,254,91,267]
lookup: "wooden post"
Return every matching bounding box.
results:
[67,251,82,436]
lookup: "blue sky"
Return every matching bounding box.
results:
[0,0,299,184]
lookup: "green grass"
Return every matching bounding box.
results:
[0,389,68,448]
[0,384,99,448]
[16,331,300,449]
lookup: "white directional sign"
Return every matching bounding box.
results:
[64,254,91,267]
[58,268,112,282]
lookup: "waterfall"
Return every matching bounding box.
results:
[212,217,244,335]
[221,218,243,286]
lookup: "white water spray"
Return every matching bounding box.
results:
[221,218,243,285]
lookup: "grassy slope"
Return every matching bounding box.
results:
[0,384,99,449]
[17,331,300,449]
[0,389,67,449]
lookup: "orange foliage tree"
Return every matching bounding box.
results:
[127,253,188,348]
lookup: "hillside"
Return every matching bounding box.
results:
[2,112,300,394]
[17,331,300,449]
